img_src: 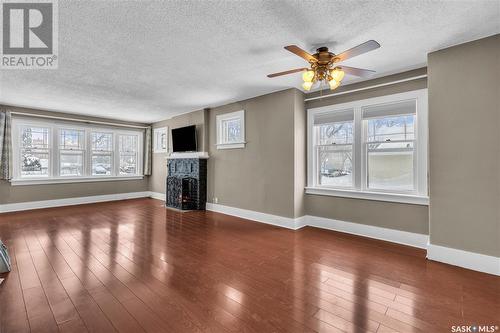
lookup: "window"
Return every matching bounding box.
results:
[91,132,113,176]
[11,118,144,184]
[307,89,428,205]
[153,127,168,153]
[364,101,416,191]
[59,129,85,177]
[118,134,138,175]
[314,109,354,188]
[20,126,50,177]
[216,110,245,149]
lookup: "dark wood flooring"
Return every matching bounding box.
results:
[0,198,498,333]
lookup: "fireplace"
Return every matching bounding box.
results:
[166,158,207,210]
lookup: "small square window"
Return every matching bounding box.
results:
[216,110,245,149]
[153,127,168,153]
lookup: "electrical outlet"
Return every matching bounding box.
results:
[213,197,218,204]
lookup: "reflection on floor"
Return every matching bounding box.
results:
[0,198,498,332]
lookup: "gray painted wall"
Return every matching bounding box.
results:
[428,34,500,257]
[293,90,306,218]
[150,110,206,194]
[304,68,430,235]
[0,106,150,204]
[207,89,302,218]
[0,179,149,204]
[149,89,305,218]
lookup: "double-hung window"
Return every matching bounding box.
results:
[118,134,138,175]
[11,118,144,185]
[314,109,354,187]
[59,129,85,177]
[91,132,113,176]
[307,89,428,205]
[364,100,416,191]
[19,126,51,178]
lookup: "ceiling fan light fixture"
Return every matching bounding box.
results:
[302,70,315,82]
[330,67,345,82]
[302,81,313,91]
[328,78,340,90]
[267,40,379,92]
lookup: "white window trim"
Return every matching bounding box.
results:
[11,117,144,185]
[306,89,428,205]
[153,127,168,153]
[216,110,246,149]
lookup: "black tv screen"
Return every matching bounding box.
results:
[171,125,197,152]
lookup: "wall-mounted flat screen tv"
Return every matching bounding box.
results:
[171,125,197,152]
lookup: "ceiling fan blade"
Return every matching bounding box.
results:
[333,40,380,63]
[267,67,308,78]
[284,45,317,63]
[338,65,376,77]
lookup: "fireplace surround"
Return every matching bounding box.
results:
[166,157,207,210]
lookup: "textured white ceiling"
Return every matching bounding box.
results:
[1,0,499,123]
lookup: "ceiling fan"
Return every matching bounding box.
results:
[267,40,381,91]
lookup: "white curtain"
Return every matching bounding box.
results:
[143,126,152,176]
[0,107,12,180]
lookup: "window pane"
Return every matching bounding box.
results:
[21,150,49,177]
[119,135,137,152]
[161,133,167,149]
[223,118,241,143]
[318,121,353,145]
[21,127,49,148]
[60,129,84,149]
[367,115,415,142]
[119,154,137,175]
[91,132,112,151]
[60,153,83,176]
[119,135,138,175]
[159,132,167,149]
[367,142,414,191]
[318,145,353,187]
[92,155,112,175]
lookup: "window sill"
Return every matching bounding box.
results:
[305,187,429,205]
[216,142,246,150]
[10,176,144,186]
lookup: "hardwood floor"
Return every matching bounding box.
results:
[0,198,498,333]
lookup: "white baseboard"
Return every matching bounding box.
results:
[0,191,152,213]
[306,215,429,249]
[206,203,427,248]
[427,243,500,276]
[206,203,303,230]
[149,192,166,201]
